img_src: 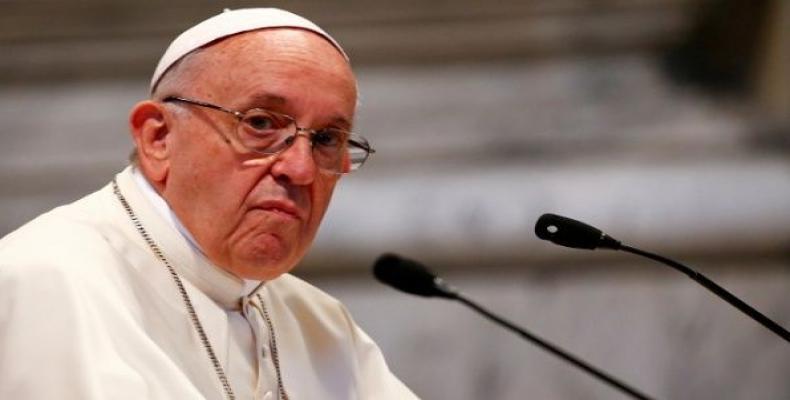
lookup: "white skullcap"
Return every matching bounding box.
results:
[150,7,348,93]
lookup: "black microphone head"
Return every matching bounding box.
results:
[373,253,456,298]
[535,213,620,250]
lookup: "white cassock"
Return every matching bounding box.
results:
[0,166,418,400]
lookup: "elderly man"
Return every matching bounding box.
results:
[0,8,417,400]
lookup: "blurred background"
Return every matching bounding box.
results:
[1,0,788,398]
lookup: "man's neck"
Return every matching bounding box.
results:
[129,167,265,300]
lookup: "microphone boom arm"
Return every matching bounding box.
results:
[535,213,790,344]
[453,292,655,400]
[373,253,656,400]
[619,244,790,343]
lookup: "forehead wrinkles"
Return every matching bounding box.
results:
[192,30,355,99]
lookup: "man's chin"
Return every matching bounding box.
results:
[219,231,308,280]
[227,258,294,281]
[233,247,297,281]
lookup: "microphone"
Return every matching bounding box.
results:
[534,213,790,344]
[535,213,621,250]
[373,253,458,299]
[373,253,655,400]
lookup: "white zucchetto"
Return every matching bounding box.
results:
[150,7,348,92]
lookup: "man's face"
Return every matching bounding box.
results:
[159,29,357,280]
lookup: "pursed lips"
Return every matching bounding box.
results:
[253,200,304,220]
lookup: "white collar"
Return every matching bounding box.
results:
[132,167,203,253]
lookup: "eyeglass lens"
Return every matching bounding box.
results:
[235,109,367,173]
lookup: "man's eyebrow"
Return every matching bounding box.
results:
[247,93,288,107]
[330,116,353,130]
[246,92,353,128]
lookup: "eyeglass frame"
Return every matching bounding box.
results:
[161,95,375,174]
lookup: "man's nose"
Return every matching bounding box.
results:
[270,133,317,185]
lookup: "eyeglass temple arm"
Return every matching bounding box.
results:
[349,138,375,153]
[162,96,244,118]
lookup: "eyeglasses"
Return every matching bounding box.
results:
[162,96,374,174]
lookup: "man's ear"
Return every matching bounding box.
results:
[129,100,171,184]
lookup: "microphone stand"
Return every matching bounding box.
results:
[450,291,655,400]
[534,213,790,344]
[620,245,790,343]
[374,254,657,400]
